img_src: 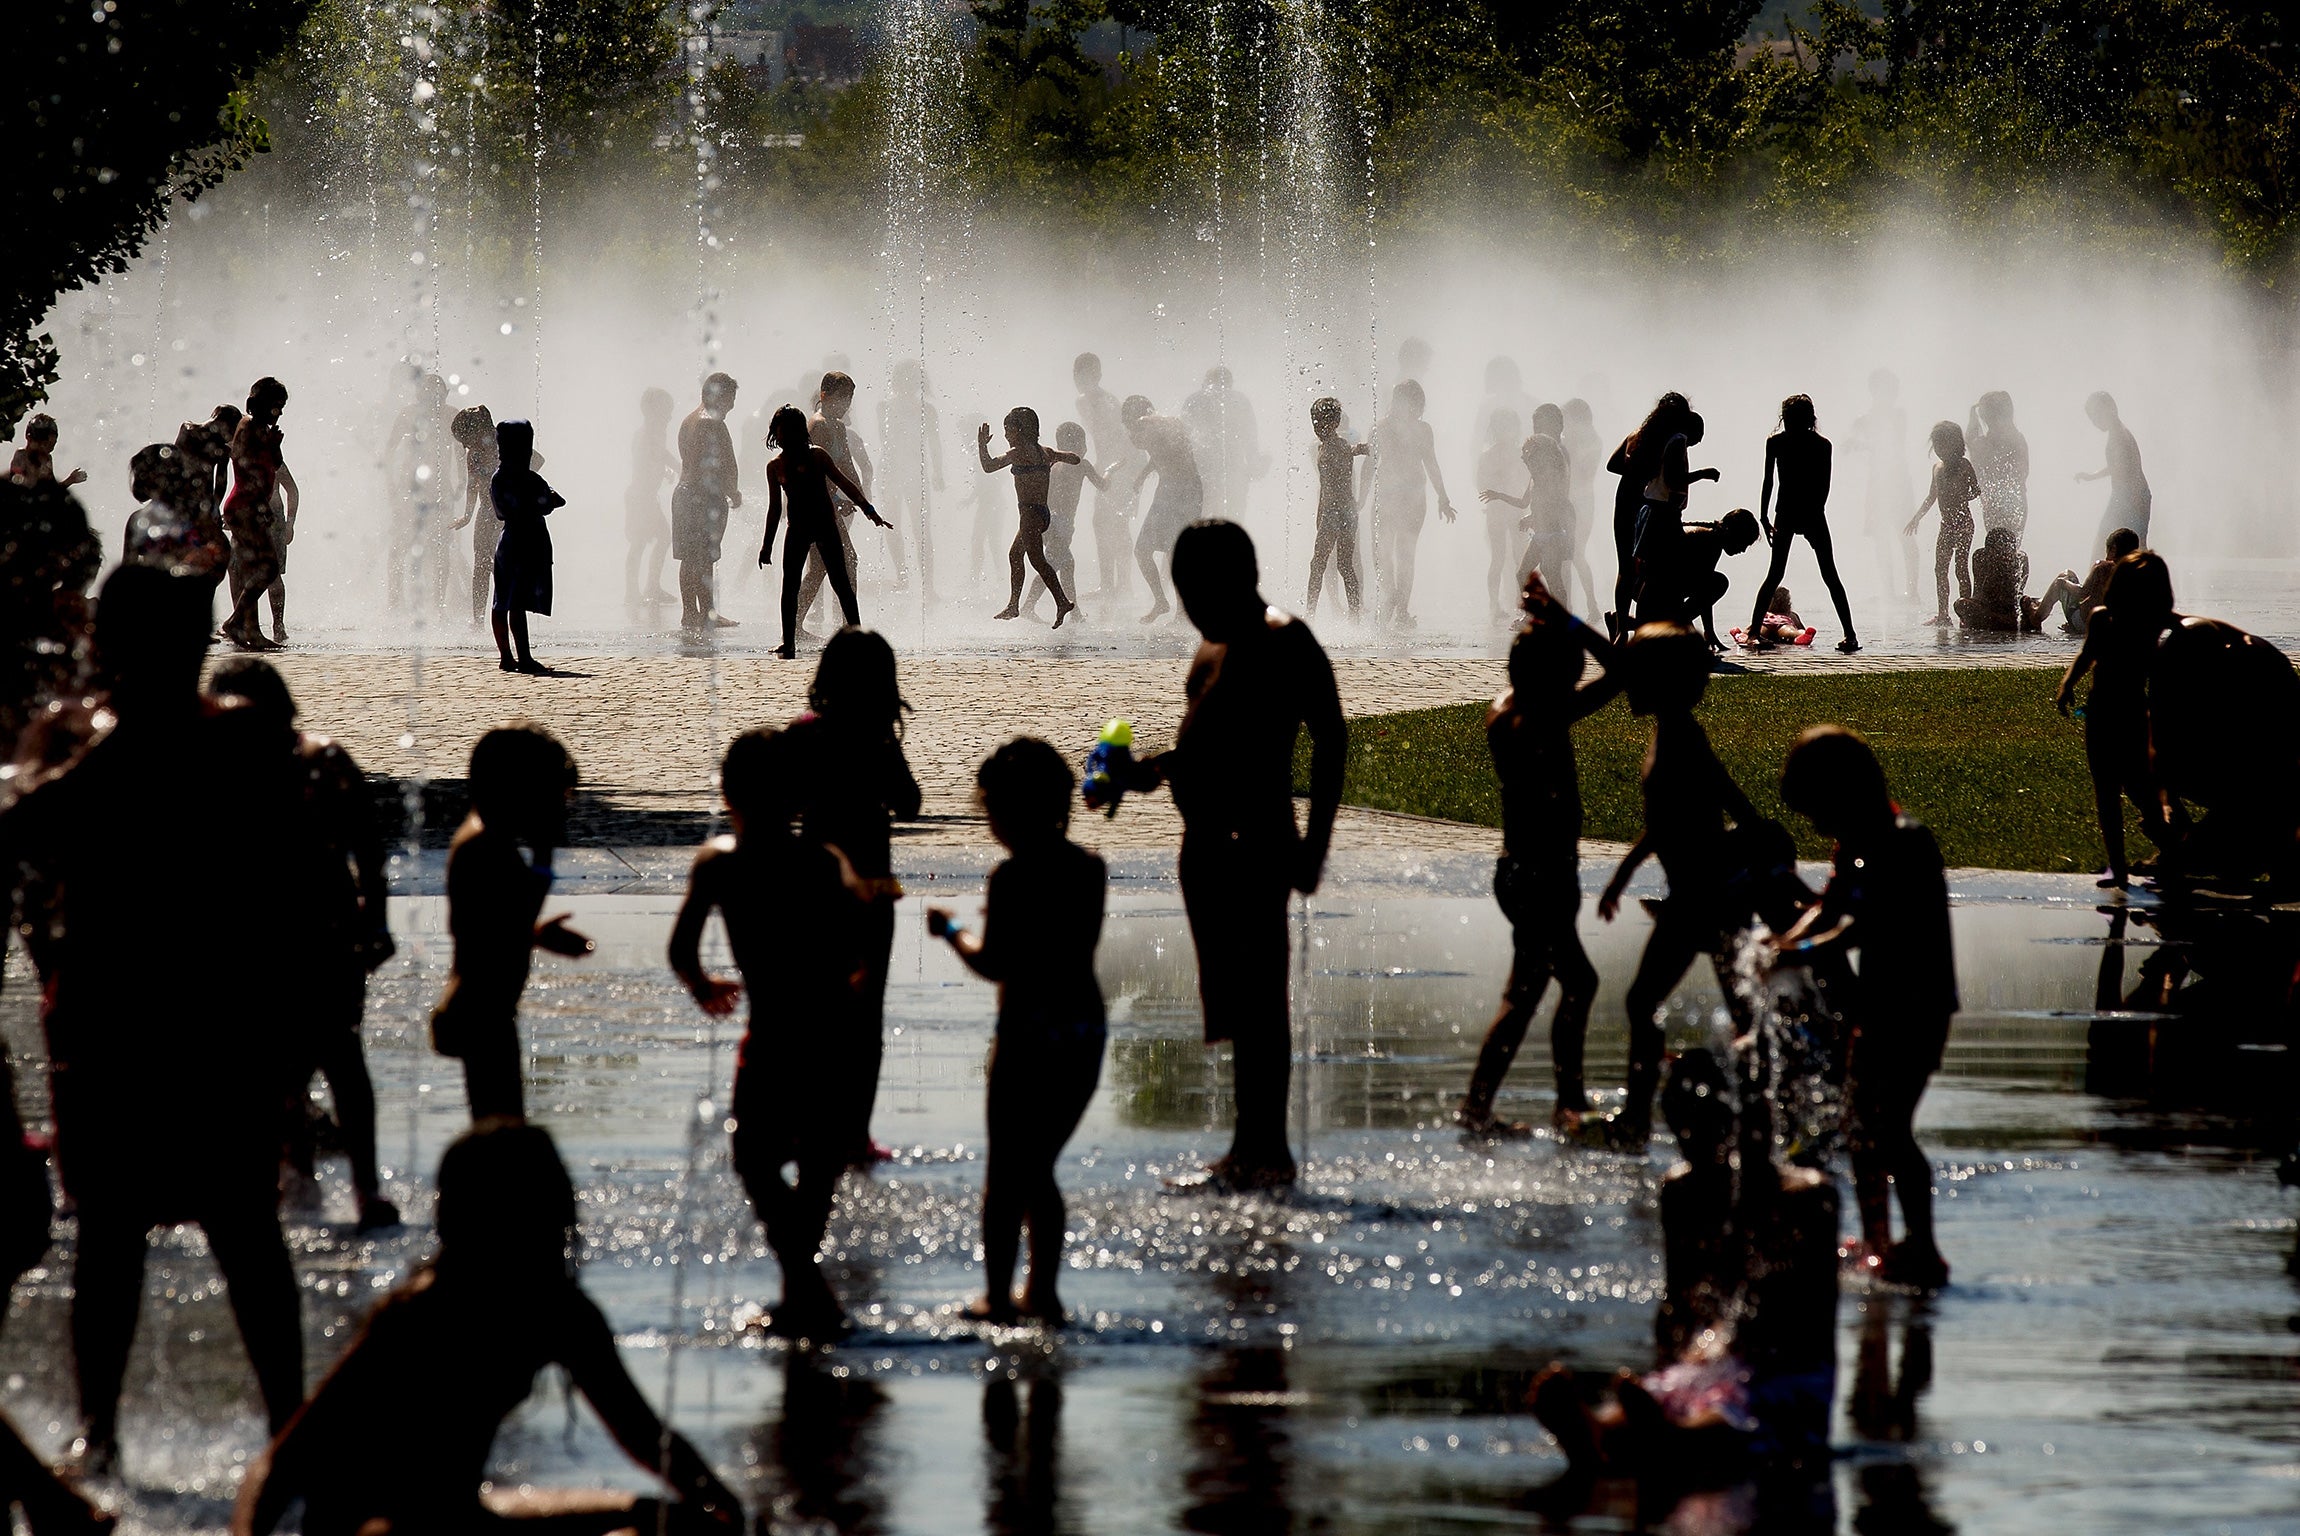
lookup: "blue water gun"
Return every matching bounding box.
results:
[1082,718,1138,818]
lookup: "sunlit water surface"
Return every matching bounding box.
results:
[1,852,2292,1534]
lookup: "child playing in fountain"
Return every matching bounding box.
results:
[797,372,875,632]
[2055,550,2180,889]
[489,419,563,672]
[1775,725,1956,1290]
[2032,527,2139,636]
[1953,525,2029,632]
[7,413,86,490]
[431,723,592,1122]
[1024,420,1105,623]
[1739,586,1810,647]
[1456,572,1622,1138]
[1368,379,1456,628]
[978,408,1077,627]
[1592,623,1766,1147]
[762,405,884,658]
[1908,420,1980,627]
[1474,406,1527,624]
[232,1121,742,1536]
[670,727,871,1339]
[1641,507,1760,651]
[928,738,1108,1323]
[1304,396,1370,621]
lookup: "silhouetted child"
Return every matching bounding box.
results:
[489,419,562,672]
[1594,622,1762,1146]
[209,658,401,1234]
[1953,525,2027,632]
[221,378,295,650]
[978,407,1077,626]
[123,441,221,580]
[232,1121,742,1536]
[1642,507,1759,650]
[798,372,875,631]
[2033,526,2139,636]
[928,738,1108,1323]
[1605,393,1692,636]
[1124,395,1204,623]
[782,629,920,1160]
[1457,573,1621,1136]
[2055,551,2180,888]
[674,374,742,633]
[1368,379,1455,628]
[625,386,677,608]
[1474,406,1527,623]
[7,414,85,490]
[1746,586,1807,645]
[2078,390,2151,550]
[1024,420,1104,623]
[448,404,500,625]
[670,727,870,1337]
[1748,394,1858,653]
[432,724,592,1121]
[1906,420,1979,626]
[762,405,883,659]
[1777,726,1955,1289]
[1303,396,1369,620]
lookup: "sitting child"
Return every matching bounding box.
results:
[1737,585,1813,647]
[1953,526,2030,632]
[2029,526,2140,636]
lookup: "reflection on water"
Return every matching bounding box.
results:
[0,852,2293,1532]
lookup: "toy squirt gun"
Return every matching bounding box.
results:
[1081,719,1161,818]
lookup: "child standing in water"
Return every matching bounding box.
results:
[447,404,499,626]
[1304,396,1370,620]
[929,738,1108,1323]
[876,360,945,600]
[761,405,884,658]
[1073,352,1138,602]
[1593,623,1764,1146]
[1747,394,1859,653]
[2077,390,2151,551]
[798,372,875,630]
[624,387,676,608]
[221,378,296,650]
[978,407,1077,627]
[1474,407,1527,624]
[1457,574,1621,1137]
[1024,420,1105,623]
[1907,420,1981,627]
[431,724,592,1122]
[488,419,562,674]
[670,727,872,1337]
[1777,725,1957,1290]
[1368,379,1456,628]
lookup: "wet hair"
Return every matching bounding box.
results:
[1623,621,1710,714]
[1309,396,1343,433]
[1718,507,1760,552]
[467,721,577,829]
[1120,394,1154,426]
[1002,406,1040,443]
[450,405,494,447]
[1780,724,1891,828]
[1563,398,1593,428]
[1625,392,1691,463]
[818,370,855,401]
[2085,390,2117,420]
[22,413,56,443]
[720,726,799,827]
[209,655,298,726]
[435,1119,579,1270]
[1486,407,1522,445]
[2105,526,2140,558]
[640,387,674,421]
[495,418,535,469]
[1390,379,1426,415]
[1507,617,1583,699]
[1054,420,1087,453]
[1661,1048,1734,1159]
[1976,389,2014,426]
[95,563,210,677]
[809,626,907,725]
[769,404,811,455]
[1530,402,1564,438]
[247,376,288,416]
[1769,585,1792,611]
[1072,352,1102,383]
[1928,420,1965,461]
[2104,550,2173,626]
[1170,519,1260,613]
[210,403,244,434]
[976,736,1073,838]
[703,371,738,400]
[1779,394,1816,431]
[1681,411,1707,447]
[1484,355,1520,393]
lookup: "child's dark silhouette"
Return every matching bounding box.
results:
[1136,521,1345,1187]
[0,565,306,1470]
[1953,526,2027,631]
[673,374,742,634]
[1023,420,1104,622]
[2032,526,2138,636]
[233,1122,742,1535]
[2056,551,2181,887]
[6,413,85,491]
[1747,395,1858,653]
[1593,623,1762,1145]
[1642,508,1760,649]
[1458,574,1621,1136]
[1777,726,1956,1289]
[220,378,295,651]
[977,407,1076,626]
[929,738,1108,1322]
[761,405,885,659]
[876,360,944,601]
[431,724,592,1122]
[2078,391,2151,550]
[671,727,871,1337]
[624,387,677,608]
[781,630,919,1160]
[798,373,876,632]
[209,658,401,1234]
[1906,420,1980,626]
[489,419,562,673]
[1303,396,1369,620]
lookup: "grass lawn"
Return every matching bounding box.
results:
[1299,665,2146,874]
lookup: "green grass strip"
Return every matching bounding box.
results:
[1299,666,2144,874]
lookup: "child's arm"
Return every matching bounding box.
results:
[926,904,1001,979]
[850,433,873,495]
[535,912,594,957]
[976,424,1010,474]
[819,447,888,527]
[1597,833,1651,921]
[2055,613,2107,713]
[1048,448,1082,467]
[1080,457,1109,491]
[1419,424,1456,520]
[1478,485,1528,509]
[1904,477,1937,537]
[761,465,783,562]
[561,1291,744,1527]
[667,852,741,1015]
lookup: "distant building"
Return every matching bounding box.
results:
[787,23,861,85]
[694,28,784,88]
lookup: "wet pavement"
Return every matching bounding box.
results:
[1,852,2291,1533]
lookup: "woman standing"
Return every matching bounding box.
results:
[1746,395,1859,652]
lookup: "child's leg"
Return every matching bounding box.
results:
[1486,515,1510,614]
[1749,535,1794,636]
[625,538,642,604]
[198,1193,305,1436]
[1338,527,1363,617]
[267,574,286,635]
[316,995,383,1202]
[1001,524,1028,614]
[509,609,534,665]
[779,536,810,650]
[1021,1037,1100,1318]
[819,530,863,628]
[1390,507,1428,620]
[1549,926,1599,1113]
[1134,515,1168,611]
[2086,732,2129,880]
[978,1041,1026,1314]
[1952,525,1972,599]
[69,1204,149,1455]
[1024,518,1068,609]
[474,538,493,624]
[1305,521,1334,612]
[464,1030,526,1120]
[492,609,513,661]
[1620,908,1708,1130]
[1932,525,1952,617]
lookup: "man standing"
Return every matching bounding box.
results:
[673,373,742,633]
